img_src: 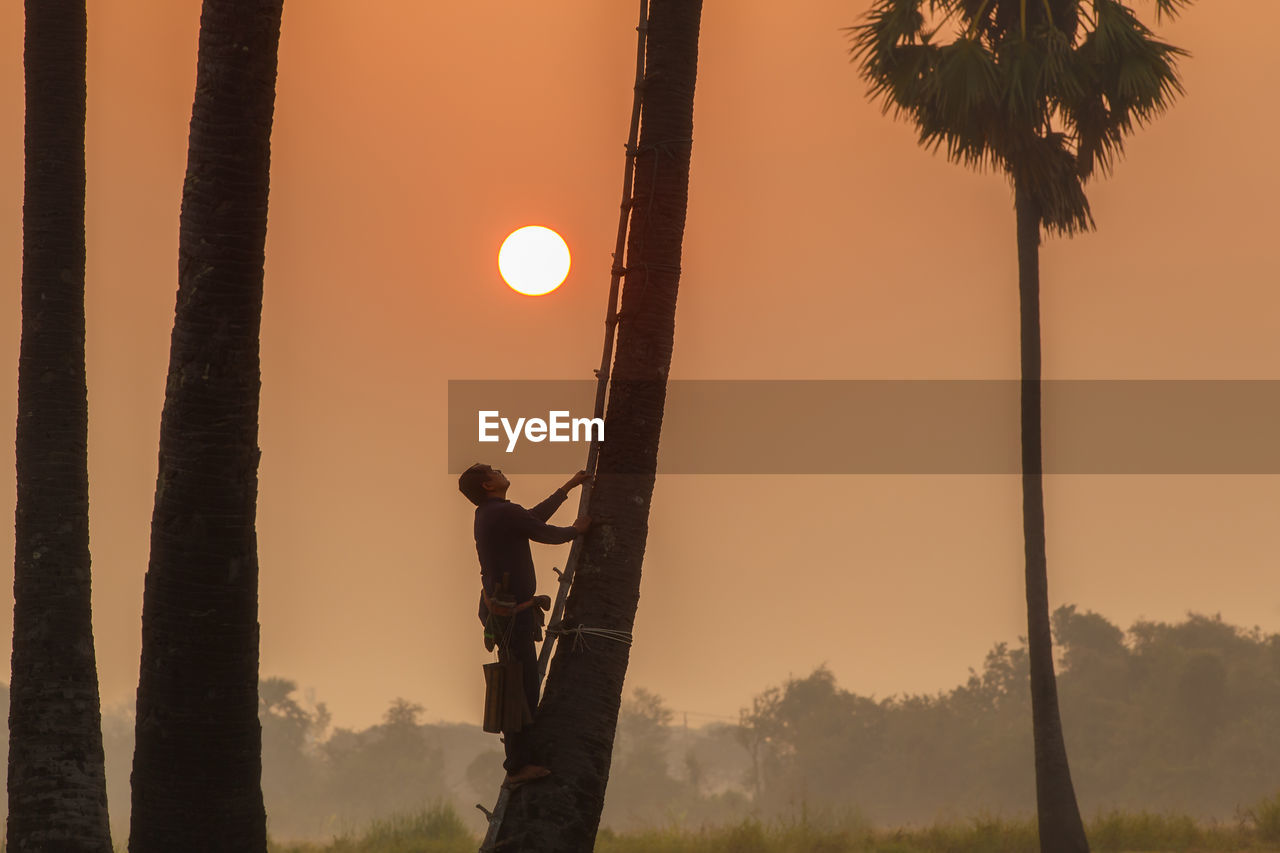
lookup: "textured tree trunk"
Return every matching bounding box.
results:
[7,2,114,850]
[128,1,282,850]
[1015,183,1090,853]
[494,1,702,849]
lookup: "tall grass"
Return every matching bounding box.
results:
[595,810,1280,853]
[269,802,473,853]
[596,814,873,853]
[268,797,1280,853]
[1246,792,1280,844]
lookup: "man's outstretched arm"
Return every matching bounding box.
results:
[512,503,590,544]
[529,470,590,521]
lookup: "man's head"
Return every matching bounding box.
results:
[458,463,509,506]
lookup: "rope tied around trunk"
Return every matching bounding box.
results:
[629,137,693,158]
[547,624,633,652]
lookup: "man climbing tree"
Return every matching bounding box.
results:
[459,464,590,788]
[495,0,704,849]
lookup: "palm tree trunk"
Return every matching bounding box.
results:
[1016,182,1090,853]
[128,1,282,850]
[7,3,113,851]
[494,1,702,849]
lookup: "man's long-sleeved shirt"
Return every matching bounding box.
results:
[474,489,577,605]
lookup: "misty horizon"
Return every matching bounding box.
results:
[6,603,1277,842]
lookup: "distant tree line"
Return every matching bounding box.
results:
[257,681,451,838]
[2,606,1276,840]
[740,606,1280,824]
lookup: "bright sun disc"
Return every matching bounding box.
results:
[498,226,571,296]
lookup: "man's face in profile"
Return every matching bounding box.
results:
[477,464,509,494]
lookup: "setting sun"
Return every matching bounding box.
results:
[498,225,571,296]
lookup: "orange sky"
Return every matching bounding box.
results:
[1,0,1278,730]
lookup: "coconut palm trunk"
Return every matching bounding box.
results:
[128,1,282,850]
[494,1,702,849]
[7,2,113,850]
[1016,183,1089,853]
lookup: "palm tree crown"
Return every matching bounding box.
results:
[851,0,1190,233]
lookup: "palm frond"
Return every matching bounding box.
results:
[1061,86,1125,178]
[855,48,942,120]
[933,36,1002,117]
[1115,43,1186,116]
[849,0,928,62]
[851,0,926,111]
[1084,2,1188,130]
[1010,132,1094,233]
[920,36,1005,166]
[997,33,1047,126]
[1047,0,1083,41]
[1091,0,1157,62]
[1152,0,1191,23]
[961,0,1000,43]
[1037,23,1083,102]
[916,100,1005,172]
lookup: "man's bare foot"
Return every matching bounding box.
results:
[502,764,551,789]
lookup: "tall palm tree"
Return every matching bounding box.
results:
[128,1,283,850]
[495,0,703,849]
[8,2,113,851]
[851,1,1190,850]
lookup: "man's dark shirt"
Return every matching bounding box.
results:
[474,490,577,609]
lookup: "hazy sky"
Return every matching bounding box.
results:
[2,1,1278,730]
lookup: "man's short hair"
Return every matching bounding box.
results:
[458,463,491,506]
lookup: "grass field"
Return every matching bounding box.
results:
[267,795,1280,853]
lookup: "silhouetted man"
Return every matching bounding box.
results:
[458,463,590,787]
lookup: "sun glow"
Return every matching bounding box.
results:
[498,226,571,296]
